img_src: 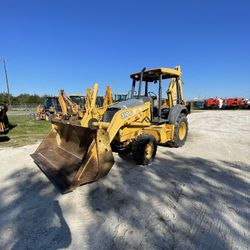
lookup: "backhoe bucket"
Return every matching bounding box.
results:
[31,121,114,193]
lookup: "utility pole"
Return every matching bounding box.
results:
[3,60,11,107]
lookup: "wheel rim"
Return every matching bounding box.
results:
[178,121,187,140]
[145,142,154,160]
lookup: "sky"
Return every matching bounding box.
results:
[0,0,249,99]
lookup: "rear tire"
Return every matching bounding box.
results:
[167,113,188,147]
[132,134,157,165]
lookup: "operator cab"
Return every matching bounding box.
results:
[43,97,62,113]
[130,67,183,123]
[69,95,85,108]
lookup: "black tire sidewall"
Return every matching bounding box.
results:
[132,134,157,165]
[174,113,188,147]
[166,113,188,148]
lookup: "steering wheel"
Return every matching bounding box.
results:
[147,91,157,99]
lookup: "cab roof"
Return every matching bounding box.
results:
[69,94,85,97]
[130,67,181,82]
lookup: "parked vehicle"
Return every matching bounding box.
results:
[224,98,245,109]
[204,98,223,109]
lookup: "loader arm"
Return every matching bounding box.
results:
[107,102,151,142]
[81,84,113,127]
[102,86,113,109]
[81,83,99,127]
[92,101,151,142]
[58,90,79,116]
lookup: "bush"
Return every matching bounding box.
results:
[0,92,46,105]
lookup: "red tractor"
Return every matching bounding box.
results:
[224,98,244,109]
[204,98,223,109]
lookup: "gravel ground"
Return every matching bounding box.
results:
[0,110,249,249]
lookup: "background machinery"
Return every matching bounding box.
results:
[114,93,128,102]
[49,85,113,123]
[36,96,61,120]
[69,94,85,109]
[224,98,245,109]
[204,97,223,109]
[85,85,113,109]
[31,66,189,193]
[58,90,84,120]
[0,104,10,134]
[243,99,250,109]
[79,84,113,127]
[84,85,113,110]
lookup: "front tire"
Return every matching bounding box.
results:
[132,134,157,165]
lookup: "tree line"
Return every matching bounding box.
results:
[0,92,46,105]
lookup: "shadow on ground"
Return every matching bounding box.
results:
[0,136,10,142]
[0,168,71,249]
[86,152,250,249]
[8,123,17,131]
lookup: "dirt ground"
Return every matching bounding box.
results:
[0,110,249,250]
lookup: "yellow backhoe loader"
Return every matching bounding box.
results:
[57,85,113,123]
[57,90,84,120]
[36,96,62,121]
[31,66,189,193]
[69,94,85,107]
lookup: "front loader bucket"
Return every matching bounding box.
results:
[31,121,114,193]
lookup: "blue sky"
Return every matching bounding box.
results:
[0,0,249,99]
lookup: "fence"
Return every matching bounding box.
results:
[8,104,38,112]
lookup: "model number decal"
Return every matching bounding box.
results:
[121,111,133,119]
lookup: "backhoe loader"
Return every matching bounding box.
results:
[57,85,113,122]
[0,104,9,134]
[57,90,83,120]
[31,66,188,193]
[69,94,85,109]
[36,96,61,121]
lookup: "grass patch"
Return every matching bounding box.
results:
[0,115,51,147]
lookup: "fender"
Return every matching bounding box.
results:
[167,104,187,124]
